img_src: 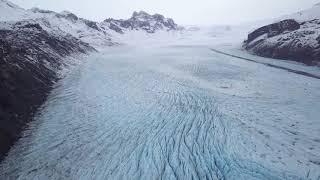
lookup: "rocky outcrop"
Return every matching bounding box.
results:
[244,19,320,65]
[243,3,320,66]
[103,11,180,33]
[0,20,95,160]
[246,19,300,43]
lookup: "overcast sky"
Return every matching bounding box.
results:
[10,0,320,25]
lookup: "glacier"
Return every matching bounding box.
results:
[1,0,320,179]
[1,28,320,179]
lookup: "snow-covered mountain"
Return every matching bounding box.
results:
[243,3,320,65]
[29,9,115,47]
[0,1,114,47]
[102,11,181,34]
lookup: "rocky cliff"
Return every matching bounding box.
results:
[243,4,320,65]
[103,11,180,34]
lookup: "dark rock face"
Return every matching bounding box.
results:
[57,12,79,22]
[31,7,56,14]
[104,11,179,33]
[81,19,99,31]
[0,21,94,161]
[104,19,125,34]
[247,19,300,43]
[244,19,320,65]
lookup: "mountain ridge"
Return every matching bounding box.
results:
[103,10,180,34]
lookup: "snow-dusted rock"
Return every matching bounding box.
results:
[244,4,320,65]
[102,11,180,34]
[29,8,115,48]
[246,19,300,43]
[0,1,115,48]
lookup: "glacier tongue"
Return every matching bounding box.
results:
[1,39,319,179]
[1,1,320,179]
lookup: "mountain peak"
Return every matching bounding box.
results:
[104,11,180,33]
[103,11,180,33]
[132,11,149,18]
[31,7,55,14]
[59,11,79,21]
[130,11,165,22]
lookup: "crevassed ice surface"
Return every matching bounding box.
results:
[1,30,320,179]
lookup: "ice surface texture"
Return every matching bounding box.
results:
[1,45,319,179]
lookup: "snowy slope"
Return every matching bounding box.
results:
[283,3,320,22]
[0,0,29,21]
[29,9,115,47]
[0,0,33,22]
